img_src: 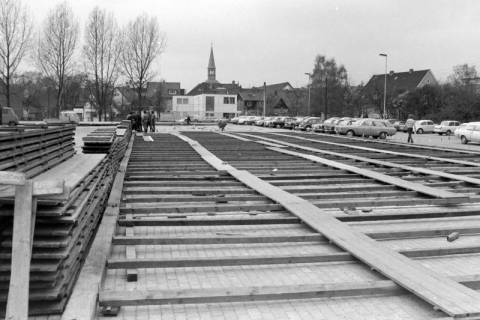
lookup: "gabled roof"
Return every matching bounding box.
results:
[252,82,294,93]
[363,69,432,95]
[187,81,242,95]
[238,90,264,101]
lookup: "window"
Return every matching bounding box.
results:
[176,98,189,104]
[206,96,215,111]
[224,97,229,104]
[229,97,235,104]
[223,97,236,104]
[168,89,177,95]
[176,98,182,104]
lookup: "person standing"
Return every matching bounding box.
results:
[150,110,156,132]
[405,115,415,143]
[186,115,191,125]
[142,110,149,133]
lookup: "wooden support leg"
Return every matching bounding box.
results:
[6,180,36,320]
[125,215,138,282]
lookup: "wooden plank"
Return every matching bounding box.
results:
[61,134,134,320]
[98,274,480,307]
[99,280,403,306]
[117,216,298,226]
[244,132,480,188]
[270,132,480,167]
[112,234,325,245]
[0,171,26,186]
[5,180,35,320]
[175,132,480,318]
[125,215,137,282]
[0,179,66,198]
[268,147,467,202]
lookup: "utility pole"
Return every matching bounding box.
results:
[324,77,328,120]
[379,53,388,119]
[263,82,266,117]
[304,73,312,116]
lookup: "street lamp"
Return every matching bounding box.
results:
[304,73,312,116]
[379,53,388,119]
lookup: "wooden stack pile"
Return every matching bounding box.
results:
[0,126,75,178]
[0,127,132,316]
[82,128,116,153]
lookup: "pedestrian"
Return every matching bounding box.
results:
[186,115,191,125]
[149,110,156,132]
[218,118,227,131]
[135,112,142,131]
[142,110,149,133]
[405,115,415,143]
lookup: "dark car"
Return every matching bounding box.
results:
[271,116,289,128]
[297,117,323,131]
[283,117,297,129]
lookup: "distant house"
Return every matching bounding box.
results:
[362,69,438,117]
[173,46,241,120]
[238,82,300,116]
[146,81,185,111]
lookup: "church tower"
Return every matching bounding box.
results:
[207,46,217,83]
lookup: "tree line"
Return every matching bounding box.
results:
[0,0,166,123]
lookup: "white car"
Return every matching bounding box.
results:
[434,120,461,135]
[413,120,435,134]
[237,116,249,125]
[454,122,480,144]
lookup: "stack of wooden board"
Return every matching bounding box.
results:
[82,128,116,153]
[0,126,75,178]
[0,127,131,316]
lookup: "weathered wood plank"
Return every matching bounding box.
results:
[0,171,26,186]
[5,180,35,320]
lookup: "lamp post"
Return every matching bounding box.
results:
[379,53,387,119]
[304,73,312,116]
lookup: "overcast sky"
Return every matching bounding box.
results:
[25,0,480,91]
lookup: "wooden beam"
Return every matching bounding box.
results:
[98,274,480,307]
[99,281,403,306]
[117,216,299,226]
[112,234,325,245]
[0,171,26,186]
[175,132,480,318]
[5,180,35,320]
[0,179,66,198]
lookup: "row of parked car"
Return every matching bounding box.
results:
[230,115,480,143]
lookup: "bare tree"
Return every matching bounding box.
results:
[84,7,121,121]
[37,1,78,117]
[0,0,32,123]
[121,14,166,109]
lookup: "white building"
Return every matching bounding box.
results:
[172,94,238,120]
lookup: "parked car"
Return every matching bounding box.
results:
[413,120,436,134]
[244,116,257,125]
[297,117,323,131]
[237,116,249,125]
[271,116,289,128]
[454,122,480,144]
[322,117,340,133]
[393,121,406,132]
[312,122,325,132]
[230,116,239,124]
[1,107,19,126]
[283,117,298,129]
[335,118,358,135]
[291,117,306,130]
[255,117,265,126]
[263,117,275,127]
[59,110,80,123]
[344,118,396,139]
[434,120,461,135]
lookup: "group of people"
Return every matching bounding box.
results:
[127,110,157,132]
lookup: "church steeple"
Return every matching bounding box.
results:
[207,45,216,83]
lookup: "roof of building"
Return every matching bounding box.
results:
[187,81,242,95]
[363,69,432,94]
[252,82,294,93]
